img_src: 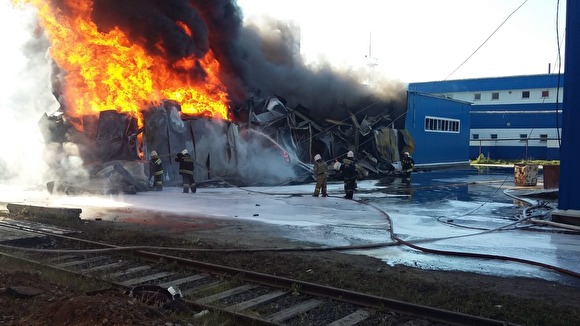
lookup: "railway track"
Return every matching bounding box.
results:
[0,219,516,326]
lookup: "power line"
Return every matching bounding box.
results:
[444,0,528,81]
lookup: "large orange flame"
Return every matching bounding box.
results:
[14,0,230,129]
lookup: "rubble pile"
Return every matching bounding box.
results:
[238,95,415,180]
[39,93,414,194]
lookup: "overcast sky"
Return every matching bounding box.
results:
[237,0,567,83]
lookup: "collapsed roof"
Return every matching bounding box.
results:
[39,94,413,194]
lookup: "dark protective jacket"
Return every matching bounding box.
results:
[402,156,415,172]
[149,157,163,177]
[340,158,357,180]
[175,153,194,175]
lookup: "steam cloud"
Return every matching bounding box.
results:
[0,2,56,186]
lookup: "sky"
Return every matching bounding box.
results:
[236,0,567,83]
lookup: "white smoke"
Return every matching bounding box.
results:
[0,2,94,195]
[183,117,299,186]
[236,129,299,185]
[0,1,59,187]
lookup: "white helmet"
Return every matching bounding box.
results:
[150,150,158,157]
[181,149,188,155]
[347,151,354,158]
[314,154,321,161]
[404,152,410,156]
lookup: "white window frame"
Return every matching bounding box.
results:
[424,116,460,133]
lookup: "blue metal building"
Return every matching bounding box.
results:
[405,91,471,166]
[408,74,564,161]
[402,0,577,217]
[558,0,580,215]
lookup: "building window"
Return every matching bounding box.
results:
[490,134,498,139]
[424,116,460,133]
[472,134,479,140]
[542,90,550,98]
[474,93,481,101]
[491,92,499,100]
[540,134,548,142]
[522,91,530,99]
[519,134,528,141]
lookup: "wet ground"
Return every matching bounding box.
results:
[351,167,580,287]
[1,166,579,287]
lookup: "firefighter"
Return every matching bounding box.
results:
[312,154,328,197]
[149,150,163,191]
[334,150,357,199]
[175,149,197,193]
[401,151,415,184]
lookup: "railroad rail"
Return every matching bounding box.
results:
[0,219,516,326]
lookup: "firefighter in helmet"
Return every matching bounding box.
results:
[175,149,196,193]
[401,151,415,184]
[149,150,163,191]
[312,154,328,197]
[334,150,357,199]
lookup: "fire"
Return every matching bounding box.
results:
[14,0,230,129]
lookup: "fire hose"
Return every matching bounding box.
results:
[3,197,579,280]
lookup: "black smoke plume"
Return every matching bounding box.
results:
[55,0,406,122]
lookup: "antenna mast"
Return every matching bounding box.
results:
[365,32,378,85]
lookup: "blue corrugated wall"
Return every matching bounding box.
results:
[409,75,563,162]
[405,92,470,165]
[559,0,580,211]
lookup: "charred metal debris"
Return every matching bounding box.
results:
[38,96,414,194]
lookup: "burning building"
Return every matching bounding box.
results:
[15,0,413,194]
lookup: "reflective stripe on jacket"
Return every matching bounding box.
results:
[175,153,194,175]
